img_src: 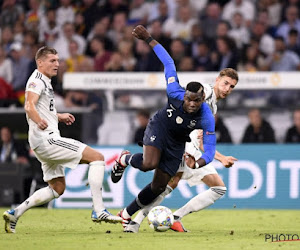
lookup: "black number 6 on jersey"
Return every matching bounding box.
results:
[49,99,54,111]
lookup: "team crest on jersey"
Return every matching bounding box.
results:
[187,120,196,129]
[150,135,156,142]
[44,87,54,98]
[28,82,37,89]
[176,116,183,124]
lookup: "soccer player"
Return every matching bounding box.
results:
[125,68,239,233]
[110,25,217,229]
[3,46,122,233]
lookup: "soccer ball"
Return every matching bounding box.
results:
[147,206,174,232]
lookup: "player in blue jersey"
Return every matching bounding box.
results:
[110,25,217,229]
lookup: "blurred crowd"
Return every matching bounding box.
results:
[0,0,300,144]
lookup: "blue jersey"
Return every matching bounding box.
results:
[143,44,216,175]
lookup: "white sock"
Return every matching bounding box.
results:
[134,185,173,225]
[122,208,131,219]
[173,186,227,219]
[15,186,59,218]
[88,161,105,215]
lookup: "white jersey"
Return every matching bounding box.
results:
[25,69,59,149]
[185,83,217,160]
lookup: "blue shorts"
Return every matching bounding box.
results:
[143,123,185,176]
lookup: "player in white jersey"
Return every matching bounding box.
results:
[3,46,122,233]
[124,68,239,233]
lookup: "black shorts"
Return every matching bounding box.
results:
[143,123,185,176]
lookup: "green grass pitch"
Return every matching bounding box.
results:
[0,208,299,250]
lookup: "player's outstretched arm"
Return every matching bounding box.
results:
[57,113,75,126]
[197,130,237,168]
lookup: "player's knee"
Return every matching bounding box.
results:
[51,185,64,197]
[142,160,158,171]
[168,175,181,189]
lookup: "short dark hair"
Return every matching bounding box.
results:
[35,46,57,61]
[186,81,204,94]
[137,109,150,119]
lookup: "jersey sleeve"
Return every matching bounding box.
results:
[153,44,185,100]
[198,103,216,164]
[25,79,44,96]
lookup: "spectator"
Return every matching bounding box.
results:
[0,45,13,84]
[99,0,129,20]
[105,51,125,71]
[118,40,136,71]
[53,22,86,60]
[134,39,161,71]
[190,23,204,58]
[214,36,239,70]
[1,26,14,54]
[133,109,150,144]
[0,126,29,164]
[0,0,24,28]
[89,36,112,71]
[242,108,276,143]
[169,38,186,68]
[285,108,300,143]
[238,45,266,71]
[222,0,255,27]
[128,0,151,26]
[163,4,198,42]
[9,42,30,91]
[286,28,300,55]
[56,0,75,28]
[39,8,60,47]
[200,2,222,42]
[65,40,93,72]
[194,41,213,71]
[251,21,275,56]
[215,114,232,143]
[228,12,250,50]
[149,19,172,52]
[81,0,102,37]
[107,11,128,48]
[148,0,175,24]
[178,56,194,71]
[269,36,300,71]
[25,0,44,32]
[277,5,300,45]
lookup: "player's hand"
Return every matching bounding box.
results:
[37,119,48,130]
[221,156,238,168]
[184,152,196,169]
[58,113,75,125]
[132,25,151,41]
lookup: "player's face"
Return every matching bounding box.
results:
[38,54,59,78]
[215,76,237,99]
[183,91,204,114]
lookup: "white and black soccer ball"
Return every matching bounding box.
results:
[147,206,174,232]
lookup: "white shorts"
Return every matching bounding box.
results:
[33,134,87,182]
[178,161,218,187]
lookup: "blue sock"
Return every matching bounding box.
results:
[125,153,143,170]
[126,183,159,216]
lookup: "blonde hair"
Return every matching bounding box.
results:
[35,46,57,61]
[219,68,239,82]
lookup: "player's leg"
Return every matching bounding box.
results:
[119,167,171,230]
[3,176,63,233]
[125,172,183,232]
[111,145,161,183]
[171,174,226,232]
[81,146,122,224]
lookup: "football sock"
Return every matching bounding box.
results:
[127,183,159,216]
[14,186,59,218]
[126,153,144,171]
[88,161,106,215]
[173,186,227,219]
[134,185,173,225]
